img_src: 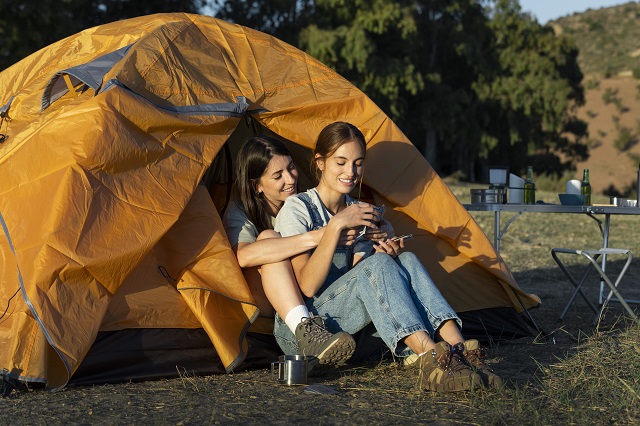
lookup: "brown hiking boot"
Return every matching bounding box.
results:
[418,341,482,392]
[455,340,504,389]
[295,315,356,365]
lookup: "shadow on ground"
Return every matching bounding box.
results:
[1,259,639,425]
[491,257,640,387]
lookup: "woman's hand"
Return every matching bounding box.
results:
[338,228,359,246]
[364,219,392,241]
[374,236,405,258]
[331,202,381,231]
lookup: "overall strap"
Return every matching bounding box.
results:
[298,192,355,268]
[297,192,325,231]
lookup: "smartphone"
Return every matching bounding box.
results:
[390,234,413,242]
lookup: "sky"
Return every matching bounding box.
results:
[518,0,635,24]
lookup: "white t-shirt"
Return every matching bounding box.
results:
[275,188,374,259]
[222,200,275,247]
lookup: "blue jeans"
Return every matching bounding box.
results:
[274,251,461,357]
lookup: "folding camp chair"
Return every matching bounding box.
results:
[551,247,638,325]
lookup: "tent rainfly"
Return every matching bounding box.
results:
[0,13,540,391]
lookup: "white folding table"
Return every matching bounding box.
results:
[462,203,639,253]
[463,203,640,310]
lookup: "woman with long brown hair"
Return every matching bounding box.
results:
[273,122,502,392]
[222,136,355,365]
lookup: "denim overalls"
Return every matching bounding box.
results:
[273,192,461,357]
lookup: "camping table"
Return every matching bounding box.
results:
[463,203,640,306]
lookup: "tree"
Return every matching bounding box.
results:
[3,0,587,179]
[297,0,501,177]
[0,0,205,71]
[295,0,588,178]
[212,0,315,46]
[477,0,588,177]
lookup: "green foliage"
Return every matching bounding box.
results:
[613,98,628,113]
[212,0,315,46]
[584,78,600,89]
[6,0,581,182]
[552,3,640,77]
[603,65,615,78]
[298,0,430,119]
[633,66,640,79]
[602,87,619,104]
[586,138,602,149]
[295,0,501,177]
[288,0,587,178]
[0,0,205,71]
[583,17,604,32]
[626,151,640,165]
[613,126,636,152]
[476,0,587,176]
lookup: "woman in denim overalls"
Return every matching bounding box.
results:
[223,136,357,367]
[273,122,502,392]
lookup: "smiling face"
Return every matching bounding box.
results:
[316,139,365,195]
[256,154,298,213]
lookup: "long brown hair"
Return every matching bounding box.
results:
[311,122,367,184]
[234,136,292,232]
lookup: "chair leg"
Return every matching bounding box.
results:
[551,250,599,319]
[581,252,638,325]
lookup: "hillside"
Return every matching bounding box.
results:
[551,1,640,77]
[573,76,640,195]
[549,2,640,195]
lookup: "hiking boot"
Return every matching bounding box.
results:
[454,340,504,390]
[403,352,420,368]
[418,341,482,392]
[295,315,356,365]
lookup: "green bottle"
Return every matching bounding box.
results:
[581,169,591,205]
[524,166,536,204]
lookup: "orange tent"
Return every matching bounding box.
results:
[0,13,539,390]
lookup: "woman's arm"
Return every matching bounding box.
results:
[290,203,378,297]
[234,229,324,268]
[289,219,343,297]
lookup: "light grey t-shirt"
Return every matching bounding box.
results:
[274,188,374,258]
[222,200,275,247]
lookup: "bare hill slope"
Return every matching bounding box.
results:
[551,2,640,195]
[574,76,640,195]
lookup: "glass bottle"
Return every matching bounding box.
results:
[581,169,591,205]
[524,166,536,204]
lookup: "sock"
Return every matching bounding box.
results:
[284,304,310,333]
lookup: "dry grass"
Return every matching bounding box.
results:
[454,183,640,425]
[2,182,640,424]
[485,321,640,425]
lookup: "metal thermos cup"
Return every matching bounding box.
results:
[271,355,309,385]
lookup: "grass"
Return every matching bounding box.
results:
[2,182,640,425]
[486,322,640,425]
[209,182,640,424]
[448,182,640,424]
[541,324,640,422]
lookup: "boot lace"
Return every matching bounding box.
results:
[434,348,469,374]
[300,316,332,344]
[465,347,494,372]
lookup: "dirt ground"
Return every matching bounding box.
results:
[1,258,637,425]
